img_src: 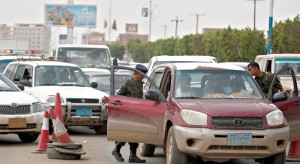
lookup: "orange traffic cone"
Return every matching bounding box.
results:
[54,93,64,124]
[49,108,72,143]
[51,93,64,142]
[287,141,300,161]
[34,111,50,153]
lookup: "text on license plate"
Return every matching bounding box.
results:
[9,118,27,128]
[227,133,252,145]
[76,108,92,116]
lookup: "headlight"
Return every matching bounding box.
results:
[32,103,44,113]
[46,95,64,104]
[266,110,284,126]
[181,109,207,126]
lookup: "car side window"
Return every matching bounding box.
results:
[149,69,165,91]
[4,64,17,80]
[14,65,25,82]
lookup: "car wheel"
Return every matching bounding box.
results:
[166,127,187,164]
[139,143,155,157]
[95,121,107,134]
[18,133,39,143]
[47,147,81,160]
[263,151,285,164]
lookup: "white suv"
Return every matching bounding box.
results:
[0,73,44,142]
[3,61,109,134]
[146,55,217,76]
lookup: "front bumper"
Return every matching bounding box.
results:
[0,112,43,134]
[174,125,289,160]
[54,102,107,126]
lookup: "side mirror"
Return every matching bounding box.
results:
[91,82,98,88]
[113,58,118,66]
[145,90,160,102]
[18,85,25,91]
[272,92,288,103]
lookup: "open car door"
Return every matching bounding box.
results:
[269,67,300,141]
[107,65,167,145]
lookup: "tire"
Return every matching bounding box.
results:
[263,152,285,164]
[95,121,107,134]
[139,143,155,157]
[18,133,39,143]
[47,147,81,160]
[166,127,187,164]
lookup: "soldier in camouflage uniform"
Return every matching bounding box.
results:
[112,64,148,163]
[247,62,283,97]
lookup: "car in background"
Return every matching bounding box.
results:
[107,63,300,164]
[255,54,300,95]
[221,62,249,70]
[0,73,45,143]
[84,71,131,94]
[3,61,109,134]
[146,55,217,76]
[0,55,41,73]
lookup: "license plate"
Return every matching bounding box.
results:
[76,108,92,116]
[227,133,252,145]
[9,118,26,128]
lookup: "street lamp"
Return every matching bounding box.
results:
[246,0,265,30]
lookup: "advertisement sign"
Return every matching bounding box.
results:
[45,5,97,27]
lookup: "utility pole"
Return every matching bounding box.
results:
[247,0,264,30]
[162,25,169,39]
[171,17,183,39]
[148,0,152,41]
[67,0,74,44]
[190,14,205,34]
[267,0,274,54]
[108,0,112,43]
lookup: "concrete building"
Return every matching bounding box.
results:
[202,28,223,34]
[118,23,148,45]
[0,24,51,52]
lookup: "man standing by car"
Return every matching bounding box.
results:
[247,62,283,97]
[111,64,148,163]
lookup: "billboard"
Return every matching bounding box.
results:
[45,4,97,27]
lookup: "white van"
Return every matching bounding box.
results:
[146,55,217,76]
[50,44,112,70]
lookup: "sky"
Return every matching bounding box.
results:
[0,0,299,42]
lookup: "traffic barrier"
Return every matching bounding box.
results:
[287,140,300,161]
[34,111,50,153]
[49,108,72,143]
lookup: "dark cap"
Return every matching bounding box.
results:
[135,64,148,74]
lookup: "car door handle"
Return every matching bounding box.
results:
[111,101,123,105]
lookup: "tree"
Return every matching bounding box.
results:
[108,44,125,60]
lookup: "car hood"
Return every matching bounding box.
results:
[175,99,277,117]
[0,91,38,105]
[26,86,108,103]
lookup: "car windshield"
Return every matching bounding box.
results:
[0,74,19,91]
[275,58,300,76]
[89,74,131,93]
[34,66,91,87]
[174,70,263,99]
[57,47,111,69]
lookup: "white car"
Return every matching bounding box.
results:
[0,73,44,142]
[3,61,109,134]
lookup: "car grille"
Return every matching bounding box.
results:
[66,98,99,104]
[208,145,267,151]
[0,105,31,115]
[212,117,263,129]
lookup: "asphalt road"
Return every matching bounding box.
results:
[0,126,296,164]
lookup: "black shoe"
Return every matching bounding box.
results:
[112,150,124,162]
[128,156,146,163]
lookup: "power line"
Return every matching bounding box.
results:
[171,17,183,39]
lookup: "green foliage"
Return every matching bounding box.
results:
[108,44,125,60]
[271,15,300,53]
[125,15,299,63]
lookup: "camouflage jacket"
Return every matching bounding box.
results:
[117,77,143,98]
[255,72,283,97]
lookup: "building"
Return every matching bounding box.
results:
[0,24,51,52]
[118,23,148,45]
[82,32,106,45]
[202,28,223,34]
